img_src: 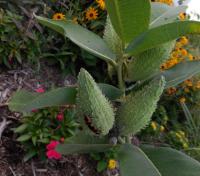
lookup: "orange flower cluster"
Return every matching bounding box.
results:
[160,36,195,70]
[151,0,173,6]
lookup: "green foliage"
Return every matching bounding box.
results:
[126,21,200,55]
[56,144,114,155]
[8,0,200,174]
[117,77,165,136]
[103,17,123,56]
[14,108,78,161]
[105,0,150,43]
[159,61,200,88]
[150,4,188,28]
[98,83,123,100]
[9,88,77,113]
[142,145,200,176]
[127,41,175,81]
[77,68,115,136]
[117,144,161,176]
[0,9,41,68]
[90,148,118,173]
[35,15,116,65]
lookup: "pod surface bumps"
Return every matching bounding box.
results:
[77,68,115,136]
[127,41,175,81]
[117,77,166,136]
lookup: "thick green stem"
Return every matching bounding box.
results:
[117,61,125,92]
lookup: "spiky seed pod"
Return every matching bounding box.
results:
[126,41,175,81]
[103,16,124,57]
[117,77,166,136]
[77,68,115,136]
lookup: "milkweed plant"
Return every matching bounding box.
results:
[9,0,200,175]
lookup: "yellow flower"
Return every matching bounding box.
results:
[184,87,190,93]
[96,0,106,10]
[52,13,65,20]
[72,17,78,24]
[188,54,194,61]
[179,131,185,137]
[86,7,98,21]
[196,81,200,89]
[183,143,189,149]
[175,132,182,139]
[160,125,165,132]
[151,121,157,131]
[179,12,186,20]
[179,36,188,46]
[180,48,188,56]
[108,159,117,170]
[167,87,176,95]
[179,97,186,104]
[184,79,193,87]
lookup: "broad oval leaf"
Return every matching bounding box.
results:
[9,87,77,112]
[105,0,150,43]
[35,15,116,65]
[142,145,200,176]
[65,131,109,144]
[126,21,200,55]
[56,144,114,155]
[159,61,200,88]
[150,3,172,22]
[98,83,123,100]
[150,3,188,28]
[117,144,161,176]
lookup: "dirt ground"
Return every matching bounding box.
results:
[0,63,106,176]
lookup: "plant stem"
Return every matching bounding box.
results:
[117,60,125,92]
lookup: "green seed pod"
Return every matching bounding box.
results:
[117,77,165,136]
[77,68,115,136]
[126,41,175,81]
[103,16,123,57]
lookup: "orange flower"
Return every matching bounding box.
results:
[86,7,98,21]
[52,13,65,20]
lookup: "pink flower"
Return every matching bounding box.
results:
[31,109,38,113]
[35,87,45,93]
[46,140,60,150]
[56,113,64,121]
[46,140,62,160]
[46,150,61,160]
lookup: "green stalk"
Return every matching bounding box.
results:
[117,59,125,92]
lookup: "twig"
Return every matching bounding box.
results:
[0,117,12,140]
[0,103,8,107]
[9,166,17,176]
[31,162,37,176]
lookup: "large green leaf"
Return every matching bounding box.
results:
[142,145,200,176]
[150,3,172,22]
[35,15,116,65]
[159,61,200,88]
[105,0,150,43]
[117,144,161,176]
[9,83,120,113]
[98,83,123,100]
[126,21,200,55]
[56,144,114,155]
[65,131,109,144]
[150,3,188,28]
[9,87,77,112]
